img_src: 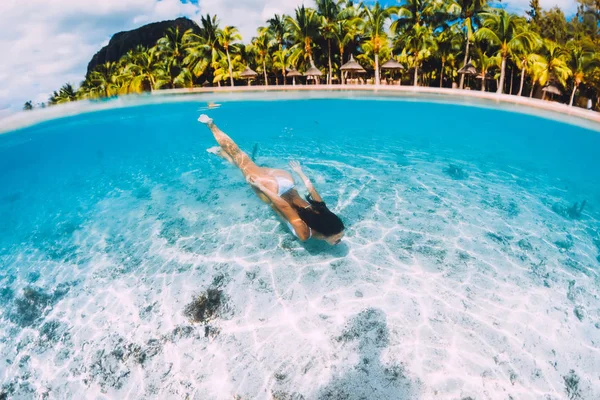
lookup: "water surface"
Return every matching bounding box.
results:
[1,97,599,399]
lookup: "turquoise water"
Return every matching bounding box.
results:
[1,96,600,399]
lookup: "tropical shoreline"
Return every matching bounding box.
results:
[29,0,600,116]
[4,86,600,135]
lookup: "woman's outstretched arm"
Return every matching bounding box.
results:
[289,161,323,202]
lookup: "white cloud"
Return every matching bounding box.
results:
[199,0,304,38]
[0,0,308,115]
[0,0,576,117]
[0,0,204,115]
[503,0,578,15]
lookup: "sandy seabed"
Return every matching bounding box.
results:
[0,98,599,399]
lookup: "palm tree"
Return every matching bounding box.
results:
[566,40,598,106]
[444,0,489,90]
[286,5,321,66]
[217,26,242,87]
[316,0,341,84]
[173,68,194,88]
[333,4,364,83]
[252,27,272,85]
[472,46,499,91]
[156,27,188,64]
[212,53,244,85]
[77,78,97,99]
[529,39,571,98]
[516,51,544,97]
[183,15,221,84]
[435,26,463,87]
[476,9,538,94]
[49,83,77,105]
[267,14,290,85]
[23,101,33,111]
[155,27,193,89]
[123,47,161,92]
[362,1,399,85]
[267,14,288,51]
[272,48,290,84]
[88,62,119,97]
[392,0,440,33]
[397,23,437,86]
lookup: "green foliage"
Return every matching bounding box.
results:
[48,83,77,104]
[527,0,541,24]
[286,5,321,65]
[539,7,569,44]
[40,1,600,109]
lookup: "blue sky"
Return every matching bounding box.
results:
[0,0,578,117]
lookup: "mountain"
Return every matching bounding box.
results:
[86,17,200,75]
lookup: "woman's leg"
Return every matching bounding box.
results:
[199,115,257,176]
[199,115,277,204]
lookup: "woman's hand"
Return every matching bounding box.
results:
[289,160,323,202]
[246,175,266,191]
[289,160,304,175]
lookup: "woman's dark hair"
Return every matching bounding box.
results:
[293,195,344,236]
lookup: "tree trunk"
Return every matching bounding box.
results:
[263,60,268,86]
[459,40,470,89]
[375,53,380,85]
[413,63,419,86]
[481,71,485,92]
[440,60,445,88]
[340,48,345,85]
[226,49,234,87]
[530,83,535,98]
[327,39,332,85]
[508,67,514,94]
[497,56,506,94]
[281,43,286,86]
[517,66,526,96]
[569,84,577,106]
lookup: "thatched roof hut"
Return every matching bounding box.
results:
[240,66,258,86]
[286,68,303,85]
[340,55,366,73]
[458,63,477,76]
[381,58,404,70]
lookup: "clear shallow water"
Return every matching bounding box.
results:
[1,97,600,399]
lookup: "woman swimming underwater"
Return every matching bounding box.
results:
[198,114,344,245]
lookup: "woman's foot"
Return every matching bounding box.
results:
[198,114,213,125]
[206,146,235,164]
[206,146,221,155]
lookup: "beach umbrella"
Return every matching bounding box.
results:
[340,54,366,85]
[381,57,405,85]
[240,66,258,86]
[458,62,478,89]
[381,58,404,70]
[458,62,477,76]
[340,54,366,73]
[542,84,562,96]
[286,68,302,86]
[542,83,562,100]
[304,62,323,85]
